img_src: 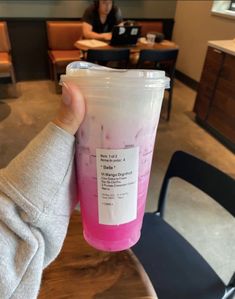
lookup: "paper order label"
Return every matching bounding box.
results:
[96,147,139,225]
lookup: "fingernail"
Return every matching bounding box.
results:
[62,82,71,106]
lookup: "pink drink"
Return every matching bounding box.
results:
[61,62,168,251]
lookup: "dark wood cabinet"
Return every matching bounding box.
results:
[194,46,235,152]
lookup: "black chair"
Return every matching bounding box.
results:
[86,48,130,68]
[137,49,179,121]
[132,150,235,299]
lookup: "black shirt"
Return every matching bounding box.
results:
[82,4,123,33]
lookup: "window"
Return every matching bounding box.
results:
[211,0,235,19]
[229,0,235,11]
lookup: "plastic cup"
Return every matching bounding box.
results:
[61,62,169,252]
[146,33,156,45]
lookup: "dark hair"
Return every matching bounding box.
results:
[94,0,114,9]
[93,0,99,9]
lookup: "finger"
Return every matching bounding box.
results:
[63,82,86,128]
[53,82,85,135]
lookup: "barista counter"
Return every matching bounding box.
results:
[194,40,235,152]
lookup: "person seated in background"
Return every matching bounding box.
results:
[82,0,123,41]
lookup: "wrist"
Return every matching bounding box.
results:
[52,118,78,136]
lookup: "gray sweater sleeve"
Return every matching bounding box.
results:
[0,122,77,299]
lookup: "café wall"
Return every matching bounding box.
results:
[173,0,235,83]
[0,0,176,19]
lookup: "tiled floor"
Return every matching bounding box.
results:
[0,79,234,284]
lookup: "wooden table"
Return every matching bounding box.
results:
[38,212,158,299]
[74,39,178,54]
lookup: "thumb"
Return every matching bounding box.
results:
[53,82,86,135]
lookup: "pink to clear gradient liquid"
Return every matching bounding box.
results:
[76,94,162,252]
[78,173,150,251]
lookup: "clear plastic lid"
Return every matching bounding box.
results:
[61,61,170,89]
